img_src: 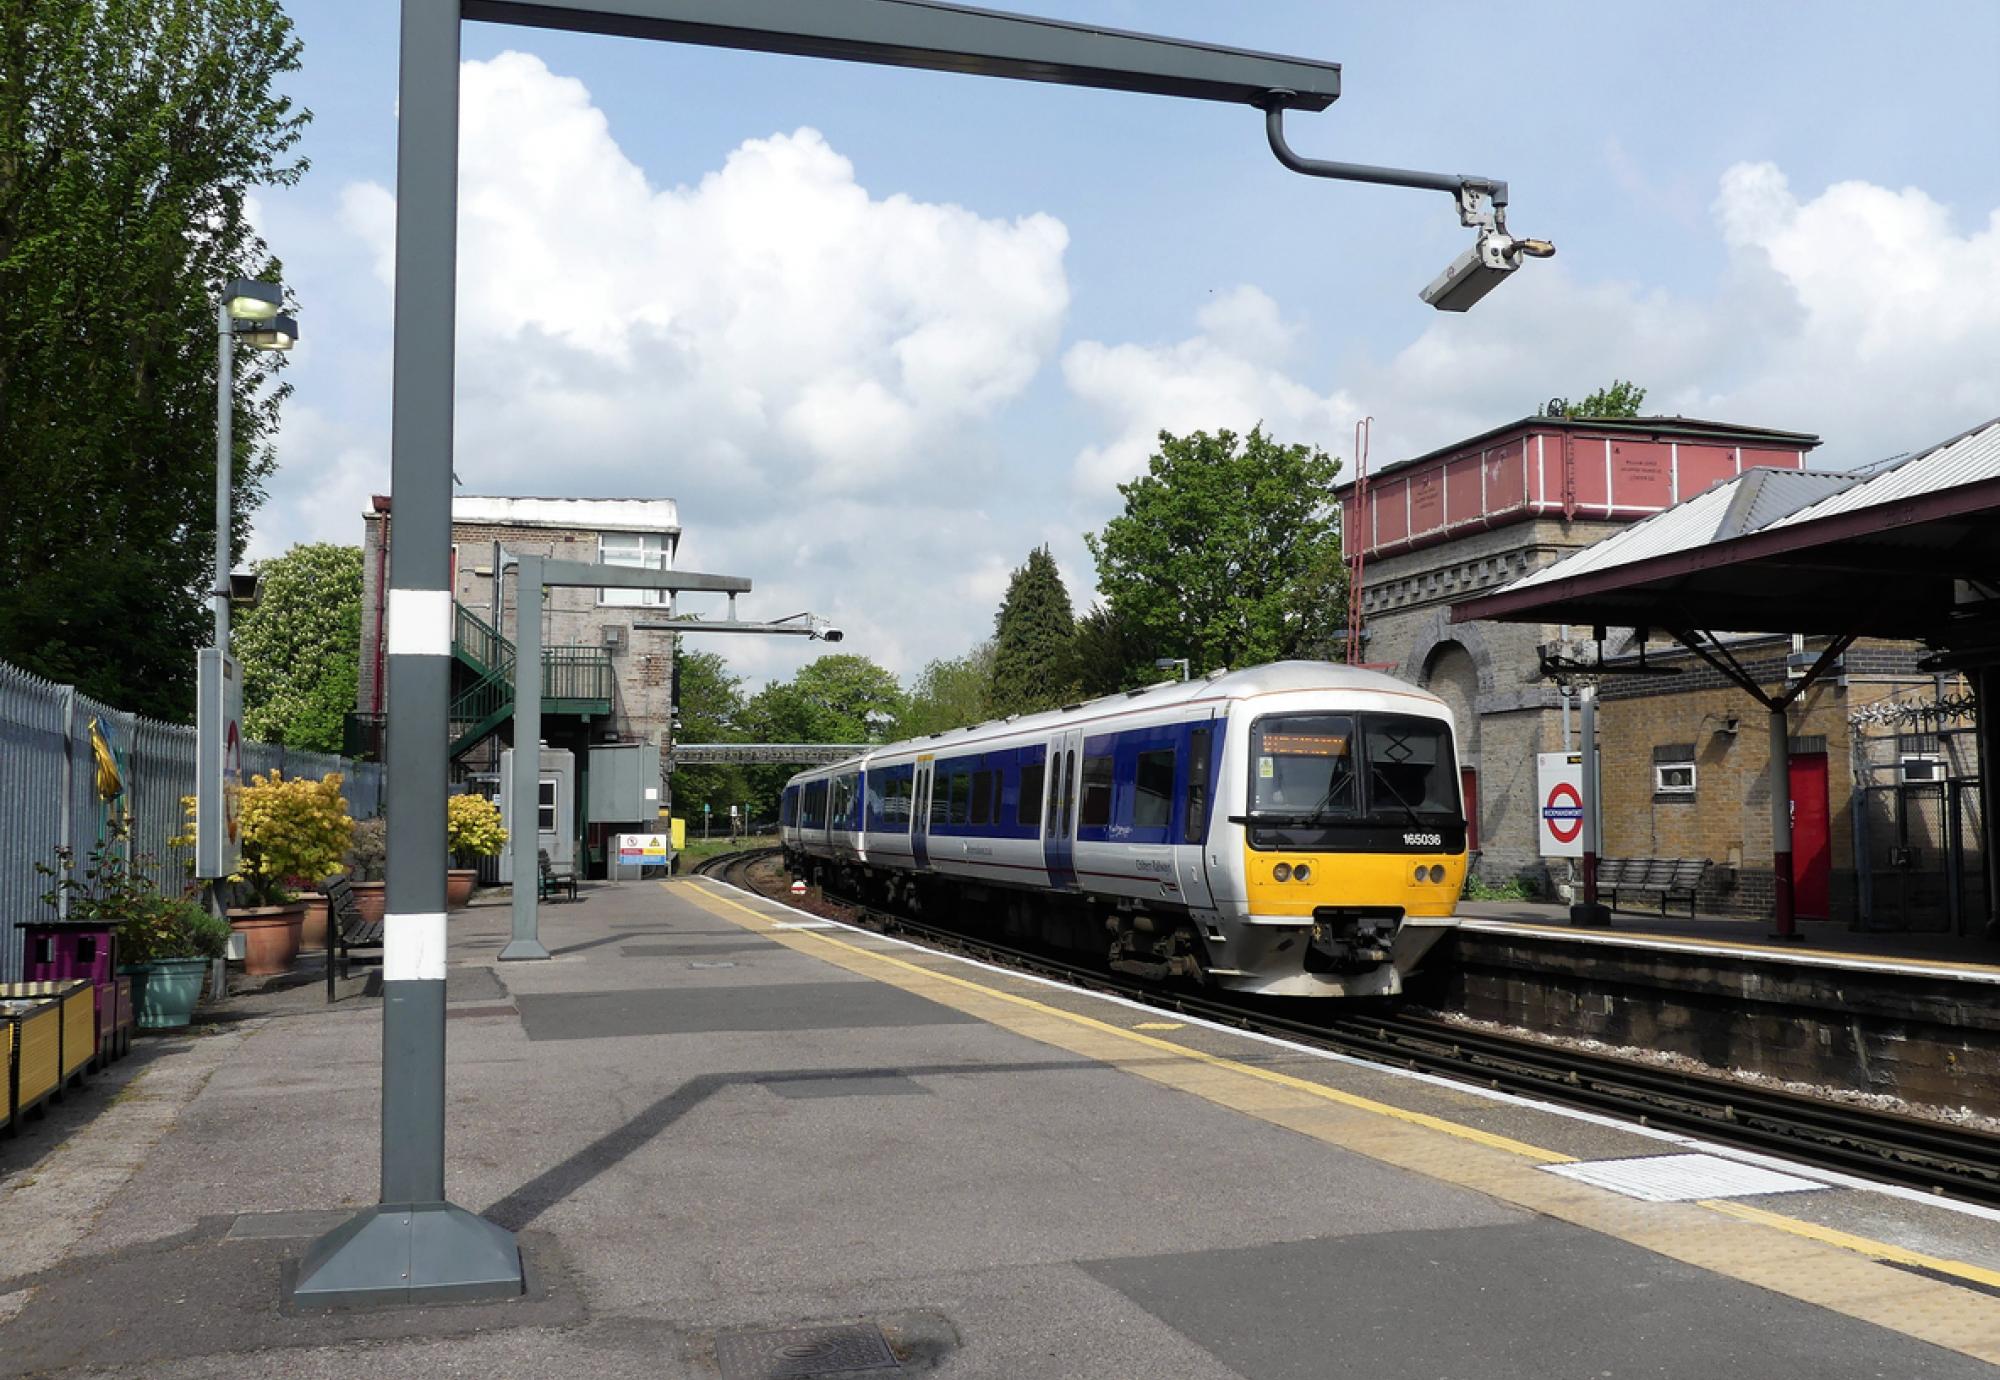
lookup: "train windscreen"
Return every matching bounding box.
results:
[1248,712,1461,851]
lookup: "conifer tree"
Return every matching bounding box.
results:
[989,546,1075,716]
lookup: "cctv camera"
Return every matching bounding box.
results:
[820,626,844,644]
[227,569,262,607]
[1420,231,1555,312]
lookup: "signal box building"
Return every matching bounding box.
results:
[1337,415,1823,889]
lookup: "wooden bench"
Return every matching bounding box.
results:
[538,848,578,903]
[323,875,384,1002]
[1599,857,1710,918]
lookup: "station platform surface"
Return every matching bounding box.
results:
[6,879,2000,1377]
[1456,897,2000,979]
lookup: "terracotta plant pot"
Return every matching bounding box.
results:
[297,891,331,951]
[348,881,387,924]
[446,868,478,910]
[229,904,305,977]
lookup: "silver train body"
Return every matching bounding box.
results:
[779,662,1467,999]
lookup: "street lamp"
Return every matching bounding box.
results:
[197,278,298,888]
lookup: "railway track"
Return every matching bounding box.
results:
[693,846,2000,1208]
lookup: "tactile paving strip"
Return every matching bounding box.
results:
[1542,1153,1824,1203]
[714,1322,899,1378]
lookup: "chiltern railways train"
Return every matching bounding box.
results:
[780,662,1465,1000]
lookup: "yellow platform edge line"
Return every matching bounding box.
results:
[1704,1200,2000,1290]
[684,878,2000,1298]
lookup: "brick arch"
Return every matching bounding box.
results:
[1404,608,1497,697]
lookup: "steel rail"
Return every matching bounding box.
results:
[694,849,2000,1207]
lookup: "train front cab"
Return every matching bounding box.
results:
[1215,698,1465,998]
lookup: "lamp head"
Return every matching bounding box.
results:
[237,312,298,351]
[224,278,282,322]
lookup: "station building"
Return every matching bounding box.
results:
[1338,416,1819,880]
[352,495,684,868]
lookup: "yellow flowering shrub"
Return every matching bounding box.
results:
[181,771,355,904]
[446,793,508,859]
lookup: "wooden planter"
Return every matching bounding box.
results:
[446,868,478,910]
[228,904,305,977]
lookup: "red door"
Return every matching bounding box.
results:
[1789,753,1830,921]
[1461,767,1480,853]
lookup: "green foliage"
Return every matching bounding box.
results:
[37,838,227,962]
[0,0,310,720]
[228,770,354,903]
[989,546,1075,716]
[1069,602,1161,697]
[1543,380,1648,419]
[235,543,363,751]
[897,641,996,738]
[1461,872,1537,902]
[1084,426,1346,677]
[668,645,754,821]
[344,817,386,883]
[739,654,903,813]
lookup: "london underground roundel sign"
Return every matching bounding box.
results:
[1543,781,1583,844]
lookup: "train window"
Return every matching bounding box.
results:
[1251,714,1356,817]
[1184,727,1211,843]
[1080,755,1114,828]
[992,771,1004,824]
[882,774,913,825]
[1047,749,1064,835]
[1018,761,1045,827]
[830,775,853,827]
[1133,748,1175,830]
[969,770,994,825]
[1363,717,1458,816]
[930,772,949,827]
[947,771,971,825]
[1063,750,1077,836]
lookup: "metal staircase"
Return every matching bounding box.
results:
[449,603,612,760]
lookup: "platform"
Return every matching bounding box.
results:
[5,880,2000,1377]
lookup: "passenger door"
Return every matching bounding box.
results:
[911,756,933,871]
[1043,731,1081,889]
[1174,717,1217,909]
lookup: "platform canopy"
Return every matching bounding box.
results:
[1452,416,2000,653]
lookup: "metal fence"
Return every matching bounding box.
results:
[1851,707,1984,935]
[0,657,386,983]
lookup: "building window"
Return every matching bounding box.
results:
[537,779,557,832]
[1654,761,1696,796]
[1900,755,1944,783]
[598,531,669,606]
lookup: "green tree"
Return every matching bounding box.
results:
[739,655,904,813]
[1069,602,1159,698]
[0,1,308,719]
[234,543,362,751]
[989,546,1075,716]
[897,642,996,738]
[667,646,752,821]
[1542,380,1648,419]
[1084,426,1345,676]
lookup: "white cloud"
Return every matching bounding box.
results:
[342,51,1069,499]
[1064,285,1361,497]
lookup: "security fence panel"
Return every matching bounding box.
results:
[0,658,387,982]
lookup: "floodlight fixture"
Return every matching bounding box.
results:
[236,312,298,351]
[224,277,282,322]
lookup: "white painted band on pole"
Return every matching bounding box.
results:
[383,911,448,982]
[387,588,453,657]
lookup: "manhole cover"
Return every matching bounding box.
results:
[715,1322,899,1378]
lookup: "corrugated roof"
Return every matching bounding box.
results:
[1496,467,1859,596]
[1765,418,2000,530]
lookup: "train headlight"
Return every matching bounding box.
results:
[1413,864,1427,882]
[1273,863,1292,882]
[1293,863,1311,882]
[1428,865,1446,883]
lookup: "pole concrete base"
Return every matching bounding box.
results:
[1568,902,1611,927]
[498,937,551,962]
[292,1202,523,1308]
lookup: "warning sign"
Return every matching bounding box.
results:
[1537,752,1585,858]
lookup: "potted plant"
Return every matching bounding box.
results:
[345,817,388,923]
[222,771,355,975]
[116,896,231,1029]
[445,794,507,908]
[39,841,228,1030]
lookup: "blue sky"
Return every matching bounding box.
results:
[253,1,2000,683]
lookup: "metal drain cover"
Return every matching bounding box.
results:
[715,1322,899,1378]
